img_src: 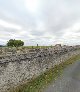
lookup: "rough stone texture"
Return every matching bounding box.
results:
[0,45,80,92]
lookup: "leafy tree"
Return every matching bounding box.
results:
[7,39,24,47]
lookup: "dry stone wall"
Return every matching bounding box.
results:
[0,46,80,92]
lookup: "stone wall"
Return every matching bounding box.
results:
[0,46,80,92]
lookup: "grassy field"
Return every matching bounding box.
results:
[0,46,52,49]
[10,54,80,92]
[22,46,52,49]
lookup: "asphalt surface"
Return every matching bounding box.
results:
[43,60,80,92]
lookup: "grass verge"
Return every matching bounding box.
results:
[11,54,80,92]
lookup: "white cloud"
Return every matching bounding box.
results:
[25,0,40,13]
[0,19,22,30]
[0,0,80,45]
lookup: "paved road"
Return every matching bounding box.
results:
[43,60,80,92]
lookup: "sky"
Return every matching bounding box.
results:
[0,0,80,46]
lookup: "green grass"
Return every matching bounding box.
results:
[10,54,80,92]
[2,46,52,49]
[22,46,52,49]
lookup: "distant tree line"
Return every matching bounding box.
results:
[0,45,4,47]
[7,39,24,47]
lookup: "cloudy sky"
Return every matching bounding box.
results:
[0,0,80,46]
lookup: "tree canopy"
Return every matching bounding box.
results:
[7,39,24,47]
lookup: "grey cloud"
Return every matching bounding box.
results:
[0,0,80,45]
[40,0,80,42]
[30,30,45,37]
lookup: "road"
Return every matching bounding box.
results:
[43,60,80,92]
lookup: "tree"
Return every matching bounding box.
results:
[7,39,24,47]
